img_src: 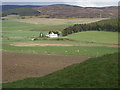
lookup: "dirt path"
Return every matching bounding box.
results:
[10,43,77,46]
[2,52,90,83]
[10,43,120,48]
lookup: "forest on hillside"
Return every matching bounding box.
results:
[2,8,40,16]
[2,5,118,18]
[62,18,119,36]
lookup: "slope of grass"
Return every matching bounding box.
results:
[2,20,70,31]
[2,20,43,31]
[5,15,22,19]
[14,18,105,25]
[65,31,119,44]
[3,52,118,88]
[3,44,118,57]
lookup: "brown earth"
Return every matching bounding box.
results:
[10,43,78,46]
[10,43,120,48]
[2,52,90,83]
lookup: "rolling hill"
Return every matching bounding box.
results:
[1,5,42,11]
[2,8,40,16]
[62,18,119,36]
[33,4,118,18]
[2,4,118,18]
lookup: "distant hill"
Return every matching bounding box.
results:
[2,8,40,16]
[1,4,118,18]
[1,5,42,11]
[33,4,118,18]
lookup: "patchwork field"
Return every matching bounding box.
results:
[2,18,119,88]
[2,21,119,56]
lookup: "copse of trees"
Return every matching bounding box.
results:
[62,18,119,36]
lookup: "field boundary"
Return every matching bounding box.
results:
[10,43,120,48]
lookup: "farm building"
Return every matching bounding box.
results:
[46,32,58,38]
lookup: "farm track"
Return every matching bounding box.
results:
[2,52,89,83]
[10,43,120,48]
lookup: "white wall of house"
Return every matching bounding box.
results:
[46,32,58,38]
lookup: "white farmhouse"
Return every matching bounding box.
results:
[46,32,58,38]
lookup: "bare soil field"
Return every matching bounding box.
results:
[2,52,89,83]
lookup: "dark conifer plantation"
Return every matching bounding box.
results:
[62,18,119,36]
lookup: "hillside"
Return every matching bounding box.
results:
[34,4,118,18]
[2,4,118,18]
[1,5,41,11]
[62,18,119,36]
[2,8,40,16]
[65,31,118,44]
[3,52,118,88]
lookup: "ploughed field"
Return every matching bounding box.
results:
[2,51,89,83]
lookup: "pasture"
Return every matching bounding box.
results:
[2,18,119,88]
[65,31,119,44]
[13,17,106,25]
[2,19,119,56]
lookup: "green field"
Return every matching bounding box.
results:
[3,52,118,88]
[2,20,54,31]
[2,17,107,31]
[13,18,106,25]
[2,19,119,56]
[65,31,119,44]
[2,18,119,88]
[3,45,118,57]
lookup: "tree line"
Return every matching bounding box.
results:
[62,18,119,36]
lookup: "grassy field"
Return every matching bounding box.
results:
[13,18,106,25]
[3,52,118,88]
[2,18,119,88]
[2,19,119,57]
[3,15,22,19]
[65,31,119,44]
[3,45,118,57]
[2,20,57,31]
[2,18,107,31]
